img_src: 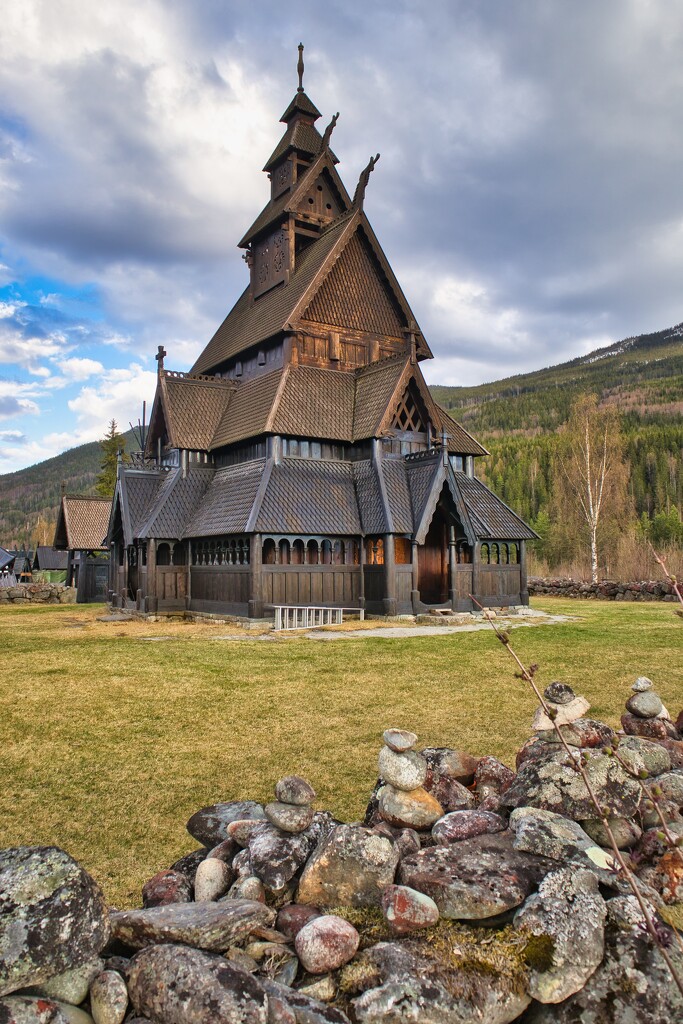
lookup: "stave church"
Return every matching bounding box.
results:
[108,46,536,618]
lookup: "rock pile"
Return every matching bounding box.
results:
[527,576,680,601]
[1,680,683,1022]
[0,583,76,605]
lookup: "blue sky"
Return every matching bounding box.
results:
[1,0,682,472]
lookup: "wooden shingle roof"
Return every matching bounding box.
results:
[33,546,68,571]
[183,461,267,537]
[54,495,111,551]
[255,460,362,535]
[453,473,538,541]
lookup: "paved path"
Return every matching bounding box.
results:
[303,613,576,640]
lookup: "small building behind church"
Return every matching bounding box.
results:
[109,47,536,618]
[54,494,111,602]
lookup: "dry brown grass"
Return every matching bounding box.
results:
[0,599,679,906]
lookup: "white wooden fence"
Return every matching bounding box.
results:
[273,605,365,631]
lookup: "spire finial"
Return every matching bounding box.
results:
[156,344,167,374]
[353,153,380,209]
[297,43,305,92]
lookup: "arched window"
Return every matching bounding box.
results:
[307,539,319,565]
[279,539,291,565]
[480,543,489,565]
[490,543,499,565]
[292,539,305,565]
[333,540,344,565]
[456,541,472,564]
[262,538,276,564]
[366,538,384,565]
[172,542,186,565]
[321,539,332,565]
[500,544,509,565]
[157,542,171,566]
[509,543,518,565]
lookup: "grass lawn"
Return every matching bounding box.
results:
[0,598,680,906]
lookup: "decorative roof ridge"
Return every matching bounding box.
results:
[161,369,235,387]
[63,493,112,502]
[354,351,410,378]
[435,405,489,457]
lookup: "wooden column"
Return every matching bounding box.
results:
[145,538,158,612]
[471,542,482,612]
[519,540,529,606]
[448,525,457,609]
[411,541,420,614]
[383,534,397,616]
[249,533,264,618]
[185,539,192,610]
[358,539,366,613]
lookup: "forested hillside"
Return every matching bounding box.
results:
[0,430,135,550]
[433,324,683,560]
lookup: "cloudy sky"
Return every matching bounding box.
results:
[1,0,682,472]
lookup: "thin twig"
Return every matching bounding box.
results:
[470,595,683,996]
[649,542,683,609]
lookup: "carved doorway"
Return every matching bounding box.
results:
[418,508,448,604]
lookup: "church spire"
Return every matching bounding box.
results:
[297,42,305,92]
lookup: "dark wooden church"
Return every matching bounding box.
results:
[108,47,535,618]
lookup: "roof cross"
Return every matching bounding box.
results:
[156,345,167,373]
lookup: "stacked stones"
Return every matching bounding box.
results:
[376,728,443,830]
[265,775,316,834]
[622,676,679,741]
[2,681,683,1024]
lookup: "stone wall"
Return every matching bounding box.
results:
[528,576,678,601]
[0,583,77,605]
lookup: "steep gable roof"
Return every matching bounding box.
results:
[453,473,538,541]
[146,372,235,455]
[33,546,68,571]
[54,495,111,551]
[255,459,361,535]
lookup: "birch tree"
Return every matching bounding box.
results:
[555,395,628,583]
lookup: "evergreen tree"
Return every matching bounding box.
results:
[95,420,127,497]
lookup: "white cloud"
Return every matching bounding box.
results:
[67,362,157,440]
[55,356,105,379]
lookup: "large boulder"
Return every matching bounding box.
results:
[399,831,554,920]
[514,866,607,1003]
[127,943,268,1023]
[521,896,683,1023]
[0,847,109,997]
[502,751,641,821]
[297,825,399,908]
[109,900,274,952]
[247,823,317,892]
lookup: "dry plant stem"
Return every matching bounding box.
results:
[650,543,683,608]
[470,596,683,997]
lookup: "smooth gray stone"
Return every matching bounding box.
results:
[0,995,94,1022]
[186,802,266,847]
[109,900,274,952]
[20,957,103,1006]
[0,846,109,997]
[626,691,664,719]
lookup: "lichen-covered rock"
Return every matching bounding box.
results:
[224,876,266,903]
[422,772,476,814]
[276,903,321,940]
[514,866,606,1003]
[621,712,679,741]
[432,809,506,845]
[381,885,439,934]
[637,849,683,903]
[617,735,672,776]
[89,970,128,1024]
[194,858,232,902]
[421,747,480,787]
[109,900,274,952]
[509,807,596,861]
[274,776,316,807]
[261,978,351,1022]
[127,943,268,1023]
[378,748,427,792]
[626,691,664,719]
[248,822,317,891]
[377,786,443,830]
[169,847,207,883]
[0,995,95,1022]
[543,682,576,704]
[474,757,515,812]
[0,846,110,997]
[264,802,315,833]
[21,958,103,1006]
[502,750,641,821]
[141,869,192,908]
[655,738,683,769]
[534,719,616,749]
[297,825,398,908]
[580,816,641,849]
[295,915,359,974]
[520,895,683,1023]
[186,801,266,847]
[399,831,553,920]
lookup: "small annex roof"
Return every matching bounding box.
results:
[280,90,322,122]
[32,546,68,571]
[54,494,111,551]
[352,461,388,534]
[432,406,488,458]
[453,473,538,541]
[0,546,15,571]
[138,467,214,541]
[146,371,235,457]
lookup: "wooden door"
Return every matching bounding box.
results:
[418,512,448,604]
